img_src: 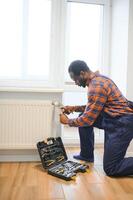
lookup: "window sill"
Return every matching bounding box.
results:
[0,87,64,93]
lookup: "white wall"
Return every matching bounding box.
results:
[110,0,133,100]
[126,0,133,101]
[110,0,129,96]
[110,0,133,152]
[126,0,133,152]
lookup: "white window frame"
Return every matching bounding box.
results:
[0,0,111,91]
[62,0,111,145]
[64,0,111,92]
[0,0,65,89]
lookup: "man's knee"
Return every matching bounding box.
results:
[103,162,119,177]
[103,165,114,176]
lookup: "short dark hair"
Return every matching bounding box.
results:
[68,60,90,76]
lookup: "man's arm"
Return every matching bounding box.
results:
[62,105,86,114]
[60,86,107,127]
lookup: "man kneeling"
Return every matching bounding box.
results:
[60,60,133,176]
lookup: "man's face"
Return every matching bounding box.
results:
[69,71,87,88]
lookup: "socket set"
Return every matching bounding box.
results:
[37,137,89,181]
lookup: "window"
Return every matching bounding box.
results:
[0,0,110,88]
[27,0,51,79]
[0,0,22,78]
[0,0,51,84]
[62,0,110,145]
[65,2,103,81]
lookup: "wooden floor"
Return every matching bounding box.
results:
[0,148,133,200]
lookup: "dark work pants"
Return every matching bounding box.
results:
[78,112,133,176]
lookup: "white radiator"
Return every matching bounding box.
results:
[0,100,56,149]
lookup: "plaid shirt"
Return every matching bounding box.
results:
[68,74,133,127]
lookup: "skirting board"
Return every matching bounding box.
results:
[0,144,103,162]
[0,144,132,162]
[0,149,40,162]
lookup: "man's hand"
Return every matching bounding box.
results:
[61,106,75,115]
[60,113,69,124]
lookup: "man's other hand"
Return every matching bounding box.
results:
[61,106,74,114]
[60,113,69,124]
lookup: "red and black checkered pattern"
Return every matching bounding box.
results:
[68,74,133,127]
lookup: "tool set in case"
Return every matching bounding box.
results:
[37,137,89,181]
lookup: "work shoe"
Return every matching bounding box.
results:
[73,154,94,162]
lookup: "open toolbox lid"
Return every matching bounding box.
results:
[37,137,68,170]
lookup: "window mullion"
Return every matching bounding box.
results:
[50,0,67,88]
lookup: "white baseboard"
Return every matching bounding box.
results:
[0,149,40,162]
[0,144,132,162]
[0,144,104,162]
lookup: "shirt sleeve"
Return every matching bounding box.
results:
[73,105,86,112]
[68,85,107,127]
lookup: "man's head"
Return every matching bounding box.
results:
[68,60,90,88]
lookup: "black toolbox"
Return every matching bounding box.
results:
[37,137,89,181]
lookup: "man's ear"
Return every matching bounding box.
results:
[80,71,85,78]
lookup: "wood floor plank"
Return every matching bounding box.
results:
[0,147,133,200]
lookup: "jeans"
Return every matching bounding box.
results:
[78,112,133,176]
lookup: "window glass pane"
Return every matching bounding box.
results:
[65,2,103,81]
[0,0,22,78]
[27,0,51,78]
